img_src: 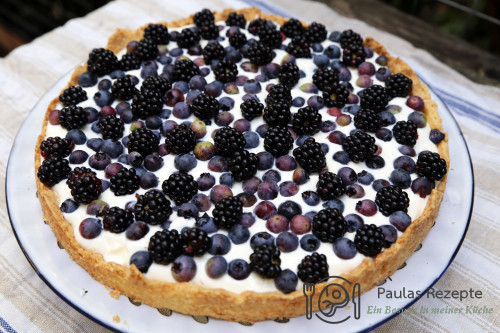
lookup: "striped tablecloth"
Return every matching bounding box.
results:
[0,0,498,331]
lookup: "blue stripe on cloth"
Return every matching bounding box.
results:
[0,318,17,333]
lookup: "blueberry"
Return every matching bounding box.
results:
[328,131,346,144]
[209,234,231,255]
[344,104,360,116]
[322,198,344,213]
[93,90,114,107]
[243,131,259,149]
[68,150,88,164]
[215,111,234,126]
[127,151,144,167]
[79,218,102,239]
[78,72,98,87]
[205,81,223,97]
[429,129,445,144]
[278,200,302,220]
[158,55,171,65]
[375,67,392,81]
[129,251,153,273]
[117,153,129,164]
[300,234,320,252]
[357,171,374,185]
[174,154,197,172]
[210,185,233,203]
[243,79,261,94]
[170,47,183,56]
[279,181,299,197]
[225,50,242,62]
[98,79,111,91]
[171,255,197,282]
[253,201,277,220]
[60,199,79,213]
[191,193,211,212]
[159,109,171,119]
[160,120,178,136]
[257,151,274,170]
[324,45,340,59]
[228,259,251,280]
[86,200,109,216]
[145,116,162,130]
[411,177,435,198]
[302,191,320,206]
[376,128,392,141]
[389,211,412,231]
[101,180,110,192]
[233,119,251,132]
[313,54,329,68]
[101,139,123,158]
[408,111,427,128]
[406,96,424,111]
[390,168,411,188]
[177,203,199,219]
[329,31,341,42]
[345,213,364,232]
[220,173,235,188]
[398,145,416,157]
[333,151,350,165]
[256,124,269,138]
[295,135,310,147]
[173,81,189,94]
[173,102,191,119]
[65,129,86,145]
[394,156,416,173]
[164,88,185,106]
[366,155,385,169]
[257,180,279,200]
[228,225,250,244]
[206,256,228,278]
[250,231,275,249]
[338,167,357,185]
[338,67,351,81]
[375,55,388,66]
[110,70,126,79]
[321,120,336,133]
[276,155,297,171]
[307,96,324,109]
[293,97,305,107]
[266,214,290,233]
[347,184,365,198]
[144,153,164,171]
[276,232,299,252]
[197,173,216,191]
[372,179,390,191]
[275,269,298,294]
[380,224,398,247]
[195,214,218,234]
[355,199,378,216]
[208,156,228,172]
[332,237,357,259]
[140,172,158,189]
[200,67,210,77]
[84,107,99,123]
[261,170,280,183]
[126,221,149,240]
[219,97,235,111]
[89,152,111,170]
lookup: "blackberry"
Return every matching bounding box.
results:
[416,151,447,181]
[280,18,304,38]
[247,41,273,66]
[248,18,270,35]
[200,23,219,40]
[37,157,70,186]
[297,252,328,284]
[316,171,346,200]
[375,185,410,216]
[265,84,292,106]
[342,44,366,67]
[312,68,339,91]
[144,23,170,44]
[190,93,219,120]
[360,85,389,112]
[141,75,171,95]
[354,109,381,133]
[393,120,418,146]
[164,124,197,154]
[250,244,281,278]
[213,127,246,157]
[102,207,134,233]
[213,59,238,83]
[111,76,138,100]
[257,26,282,49]
[264,126,293,157]
[135,189,173,225]
[342,131,377,162]
[87,48,119,76]
[173,59,200,82]
[212,196,243,230]
[110,167,140,196]
[228,31,247,49]
[136,38,159,61]
[97,115,125,140]
[240,98,264,121]
[119,52,141,71]
[278,62,300,88]
[354,224,384,257]
[203,41,225,62]
[181,227,211,256]
[162,173,198,205]
[263,101,292,126]
[228,150,258,181]
[293,138,326,173]
[193,8,214,28]
[58,105,87,130]
[40,137,73,159]
[304,22,327,43]
[148,229,182,264]
[127,128,160,156]
[177,28,201,49]
[339,29,363,48]
[66,167,102,204]
[285,36,311,58]
[312,208,347,242]
[385,73,413,98]
[59,85,87,106]
[225,12,246,28]
[131,88,163,119]
[292,106,322,135]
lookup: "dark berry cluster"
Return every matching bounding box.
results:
[354,109,381,133]
[250,244,281,278]
[135,190,172,225]
[181,227,211,256]
[278,62,300,88]
[97,115,124,140]
[225,12,246,28]
[342,44,366,67]
[257,26,282,49]
[148,229,183,264]
[280,18,304,38]
[164,124,197,154]
[266,84,292,106]
[228,150,258,181]
[128,128,160,157]
[87,48,118,76]
[58,105,87,130]
[37,157,71,186]
[312,208,347,242]
[203,41,225,62]
[360,85,389,112]
[354,224,385,257]
[110,167,140,196]
[375,185,410,216]
[297,252,329,283]
[141,75,171,95]
[247,41,273,65]
[103,207,134,233]
[322,82,349,108]
[40,137,73,159]
[119,53,141,71]
[416,151,447,181]
[111,76,138,100]
[214,127,246,157]
[292,106,322,135]
[339,29,363,48]
[162,173,198,205]
[213,59,238,83]
[229,31,247,49]
[173,59,200,82]
[285,37,311,58]
[293,138,326,173]
[304,22,327,43]
[393,120,418,146]
[212,196,243,230]
[342,131,377,162]
[59,85,87,106]
[264,126,293,157]
[131,88,163,119]
[177,28,201,48]
[66,167,102,204]
[190,93,219,120]
[144,23,170,44]
[263,101,292,126]
[312,68,339,91]
[385,73,412,98]
[240,98,264,121]
[136,38,159,61]
[316,171,346,200]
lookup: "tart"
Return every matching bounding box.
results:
[35,7,449,322]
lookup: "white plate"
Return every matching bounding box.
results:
[7,70,473,333]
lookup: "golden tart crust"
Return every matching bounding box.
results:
[35,7,449,322]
